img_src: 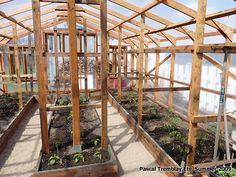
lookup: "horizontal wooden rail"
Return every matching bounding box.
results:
[46,104,101,111]
[143,87,190,92]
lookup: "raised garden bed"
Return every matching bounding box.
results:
[0,95,36,154]
[34,96,118,177]
[109,88,234,177]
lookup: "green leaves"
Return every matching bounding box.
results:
[57,97,71,106]
[48,154,60,166]
[80,95,89,104]
[94,149,102,160]
[73,153,85,163]
[90,137,101,146]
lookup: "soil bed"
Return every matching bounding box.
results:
[0,94,29,134]
[110,88,230,165]
[40,98,110,171]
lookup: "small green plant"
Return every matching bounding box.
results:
[53,138,61,155]
[215,168,236,177]
[48,154,60,166]
[199,133,207,146]
[73,153,85,163]
[91,137,101,146]
[176,145,183,153]
[163,115,179,131]
[94,149,102,160]
[58,97,71,106]
[66,111,73,124]
[169,130,183,142]
[80,95,89,104]
[207,124,216,132]
[127,93,137,104]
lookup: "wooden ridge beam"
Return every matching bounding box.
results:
[40,0,99,4]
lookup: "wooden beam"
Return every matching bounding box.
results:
[154,44,160,99]
[67,0,81,149]
[32,0,49,154]
[130,46,134,87]
[40,0,99,4]
[143,87,190,92]
[117,26,122,101]
[138,14,145,125]
[100,0,108,150]
[83,18,88,97]
[95,35,99,89]
[187,0,207,166]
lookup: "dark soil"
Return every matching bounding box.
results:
[0,94,29,134]
[40,106,110,171]
[110,88,232,165]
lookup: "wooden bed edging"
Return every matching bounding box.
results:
[34,144,118,177]
[0,96,37,154]
[108,93,179,177]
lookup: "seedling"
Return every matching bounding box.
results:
[58,97,71,106]
[80,95,89,104]
[169,130,183,142]
[48,154,60,166]
[73,153,85,163]
[94,148,102,160]
[66,111,72,124]
[215,168,236,177]
[176,145,183,153]
[91,137,101,146]
[199,133,207,146]
[53,138,61,155]
[163,116,179,131]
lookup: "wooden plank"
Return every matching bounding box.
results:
[138,14,145,125]
[124,47,127,77]
[136,48,139,89]
[40,0,100,4]
[83,18,88,97]
[95,35,99,89]
[32,0,49,154]
[187,0,207,166]
[154,49,160,99]
[46,104,102,111]
[107,32,110,90]
[100,0,108,150]
[117,26,122,101]
[67,0,81,148]
[28,33,34,93]
[12,24,23,109]
[143,87,190,92]
[130,46,134,87]
[168,45,176,108]
[54,19,60,97]
[144,45,148,88]
[22,47,28,94]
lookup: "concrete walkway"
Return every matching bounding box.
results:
[0,104,49,177]
[97,104,167,177]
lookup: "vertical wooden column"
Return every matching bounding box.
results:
[118,26,122,101]
[22,47,28,94]
[95,35,99,89]
[28,33,34,93]
[124,47,127,77]
[43,33,48,94]
[83,18,88,97]
[115,47,117,76]
[130,46,134,87]
[7,46,12,77]
[107,33,110,90]
[54,19,59,97]
[100,0,108,150]
[79,34,82,89]
[187,0,207,165]
[154,48,160,99]
[32,0,49,153]
[136,51,139,89]
[168,46,176,108]
[12,24,23,109]
[138,14,145,125]
[67,0,81,149]
[0,53,6,92]
[61,34,66,92]
[144,45,148,88]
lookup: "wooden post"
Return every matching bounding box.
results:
[32,0,49,154]
[95,34,99,89]
[107,33,110,90]
[118,26,122,101]
[28,33,34,93]
[12,24,23,109]
[136,49,139,89]
[0,53,6,92]
[144,45,148,88]
[138,14,145,125]
[67,0,81,149]
[130,46,134,87]
[83,18,88,97]
[61,34,66,92]
[124,47,127,77]
[168,45,176,108]
[187,0,207,165]
[112,48,116,75]
[22,47,28,94]
[54,19,60,97]
[43,33,48,95]
[100,0,108,150]
[154,48,160,99]
[79,34,82,89]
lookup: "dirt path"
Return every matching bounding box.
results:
[0,104,51,177]
[96,103,167,177]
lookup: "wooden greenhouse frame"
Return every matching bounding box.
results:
[0,0,236,168]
